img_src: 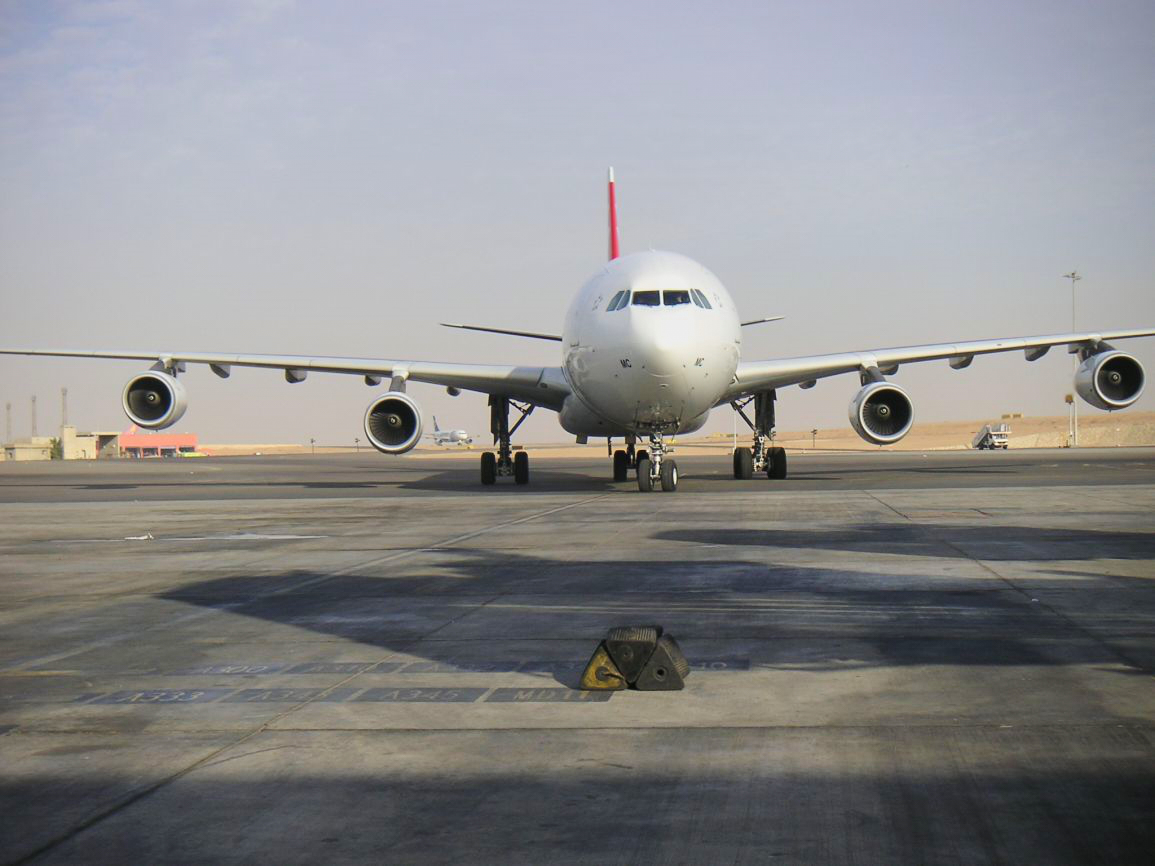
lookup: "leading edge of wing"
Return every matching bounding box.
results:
[0,348,571,408]
[727,327,1155,398]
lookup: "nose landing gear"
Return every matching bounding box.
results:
[480,396,534,486]
[636,433,678,492]
[731,390,788,481]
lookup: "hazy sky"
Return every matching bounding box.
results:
[2,0,1154,445]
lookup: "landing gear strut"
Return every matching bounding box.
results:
[731,390,787,481]
[636,432,678,492]
[481,396,533,486]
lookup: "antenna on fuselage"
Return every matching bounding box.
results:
[608,167,620,261]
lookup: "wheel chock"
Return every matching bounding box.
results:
[579,642,627,690]
[604,625,662,683]
[581,626,690,692]
[633,634,690,691]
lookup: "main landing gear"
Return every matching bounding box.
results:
[731,390,788,481]
[480,396,533,486]
[610,434,637,483]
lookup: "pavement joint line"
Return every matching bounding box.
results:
[865,490,1155,681]
[9,722,1155,736]
[0,494,612,675]
[3,493,614,865]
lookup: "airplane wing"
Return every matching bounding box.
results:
[0,348,571,409]
[725,328,1155,400]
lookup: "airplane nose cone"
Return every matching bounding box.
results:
[631,311,694,374]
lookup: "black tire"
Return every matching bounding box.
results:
[513,450,529,485]
[480,452,497,485]
[635,449,648,469]
[636,457,653,492]
[613,449,629,482]
[767,446,787,479]
[733,447,753,479]
[660,459,679,492]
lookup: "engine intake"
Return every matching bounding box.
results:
[364,393,423,454]
[122,372,187,430]
[1075,350,1145,410]
[849,381,914,445]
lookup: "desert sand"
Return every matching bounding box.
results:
[200,411,1155,457]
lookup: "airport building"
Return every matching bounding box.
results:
[1,426,198,461]
[118,427,198,458]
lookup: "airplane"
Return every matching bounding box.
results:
[1,169,1152,492]
[429,416,473,447]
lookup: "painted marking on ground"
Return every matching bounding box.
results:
[224,687,359,703]
[486,688,613,703]
[158,657,751,676]
[352,687,488,703]
[84,689,234,704]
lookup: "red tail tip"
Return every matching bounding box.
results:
[608,167,620,260]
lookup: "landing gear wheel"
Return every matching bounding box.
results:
[660,459,679,492]
[513,450,529,485]
[635,449,648,469]
[767,446,787,480]
[636,457,653,492]
[733,447,753,479]
[480,452,497,486]
[613,449,629,482]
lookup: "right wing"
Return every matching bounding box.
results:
[0,348,571,409]
[725,328,1155,400]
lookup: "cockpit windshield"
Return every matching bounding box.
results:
[631,290,661,307]
[606,290,629,311]
[663,290,691,306]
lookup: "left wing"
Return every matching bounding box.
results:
[726,328,1155,400]
[0,348,571,409]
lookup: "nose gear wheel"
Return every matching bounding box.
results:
[636,433,678,492]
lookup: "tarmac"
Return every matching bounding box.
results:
[1,447,1153,865]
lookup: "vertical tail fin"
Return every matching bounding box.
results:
[608,167,620,260]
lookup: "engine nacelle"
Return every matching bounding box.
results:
[364,393,423,454]
[122,371,188,430]
[849,381,914,445]
[1075,350,1145,410]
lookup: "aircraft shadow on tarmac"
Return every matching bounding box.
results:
[159,544,1155,684]
[655,525,1155,561]
[7,766,1152,865]
[397,468,618,493]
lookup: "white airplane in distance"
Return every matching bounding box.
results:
[2,169,1153,492]
[429,417,473,447]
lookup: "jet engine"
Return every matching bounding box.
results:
[122,371,188,429]
[364,393,423,454]
[849,381,914,445]
[1075,350,1145,410]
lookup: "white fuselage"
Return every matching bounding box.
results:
[560,251,741,438]
[432,430,471,445]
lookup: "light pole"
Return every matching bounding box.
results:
[310,437,315,455]
[1062,271,1082,446]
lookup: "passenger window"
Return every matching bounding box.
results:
[664,290,691,306]
[632,290,661,307]
[606,290,626,311]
